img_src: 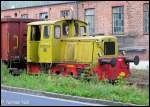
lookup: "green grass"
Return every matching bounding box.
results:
[1,62,149,105]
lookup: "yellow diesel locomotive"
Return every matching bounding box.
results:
[27,18,139,81]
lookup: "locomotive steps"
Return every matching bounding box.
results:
[1,85,142,106]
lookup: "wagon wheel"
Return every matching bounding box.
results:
[9,68,20,76]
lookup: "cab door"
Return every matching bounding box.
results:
[38,25,52,63]
[9,22,19,61]
[27,25,41,62]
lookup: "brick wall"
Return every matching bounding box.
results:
[1,3,76,20]
[77,1,149,60]
[1,1,149,60]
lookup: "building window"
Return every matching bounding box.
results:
[14,12,17,17]
[144,3,149,34]
[39,12,48,19]
[21,14,28,19]
[60,10,70,18]
[112,6,124,35]
[4,16,11,18]
[85,9,95,35]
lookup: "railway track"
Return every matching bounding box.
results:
[126,78,149,89]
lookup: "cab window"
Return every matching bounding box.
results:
[31,25,41,41]
[43,25,49,39]
[63,22,69,36]
[54,25,61,39]
[80,26,86,36]
[74,23,79,36]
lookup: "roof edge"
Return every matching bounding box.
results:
[1,1,76,11]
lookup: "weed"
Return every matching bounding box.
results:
[1,62,149,105]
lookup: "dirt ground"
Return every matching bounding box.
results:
[125,69,149,88]
[130,69,149,80]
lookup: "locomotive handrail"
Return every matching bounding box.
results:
[7,32,10,53]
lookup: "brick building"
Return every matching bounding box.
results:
[1,1,149,68]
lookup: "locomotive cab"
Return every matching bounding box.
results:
[27,19,88,74]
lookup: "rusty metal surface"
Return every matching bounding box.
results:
[1,18,38,62]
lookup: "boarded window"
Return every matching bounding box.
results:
[54,25,61,39]
[39,12,48,19]
[4,16,11,18]
[85,9,95,35]
[31,25,41,41]
[112,6,124,35]
[43,25,49,39]
[144,3,149,34]
[21,14,28,19]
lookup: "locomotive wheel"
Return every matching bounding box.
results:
[76,68,83,77]
[40,64,50,74]
[108,79,117,85]
[69,72,79,79]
